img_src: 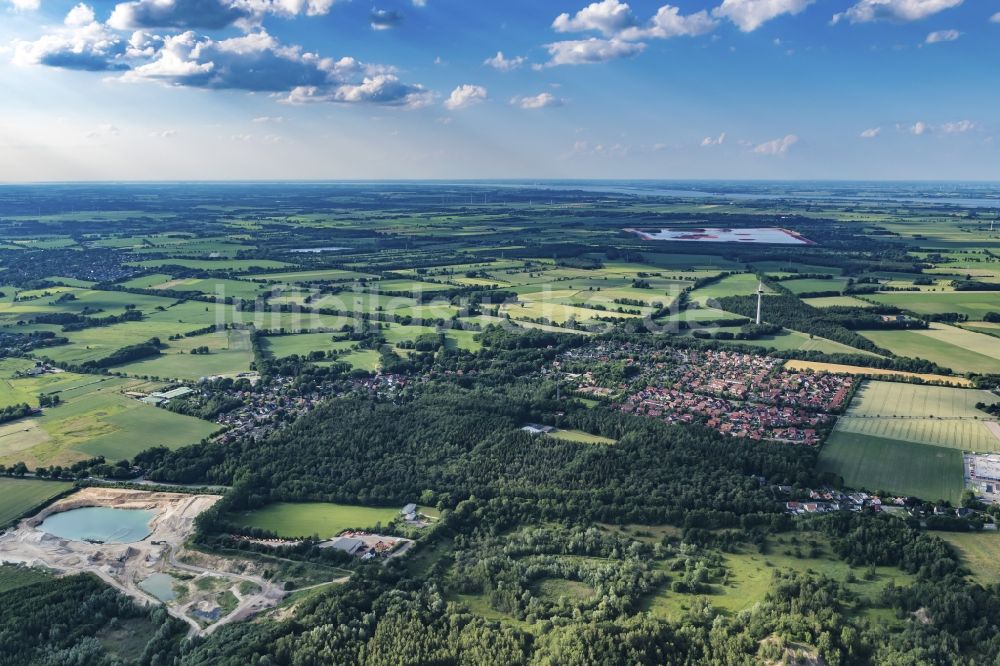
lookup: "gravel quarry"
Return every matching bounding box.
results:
[0,487,287,635]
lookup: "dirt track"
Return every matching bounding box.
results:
[0,487,287,636]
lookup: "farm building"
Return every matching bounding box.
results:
[322,537,366,556]
[522,424,555,435]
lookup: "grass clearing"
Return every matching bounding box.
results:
[0,565,52,593]
[937,531,1000,584]
[231,502,401,539]
[547,428,616,445]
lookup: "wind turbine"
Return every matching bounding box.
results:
[756,281,764,325]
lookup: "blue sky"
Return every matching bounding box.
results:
[1,0,998,181]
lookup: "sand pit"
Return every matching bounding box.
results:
[0,487,286,635]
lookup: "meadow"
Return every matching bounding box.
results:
[937,532,1000,584]
[0,477,73,527]
[643,532,915,621]
[230,502,403,539]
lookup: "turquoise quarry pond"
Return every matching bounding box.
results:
[139,573,178,602]
[39,507,156,544]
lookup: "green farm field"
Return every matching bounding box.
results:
[249,269,376,283]
[802,295,876,308]
[0,477,73,527]
[846,381,998,419]
[129,258,293,272]
[111,330,255,380]
[782,278,849,294]
[261,332,351,359]
[231,502,402,539]
[0,374,217,467]
[835,417,1000,452]
[688,273,774,305]
[865,292,1000,320]
[817,431,964,503]
[860,326,1000,374]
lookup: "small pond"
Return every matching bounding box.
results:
[139,572,178,602]
[39,507,156,544]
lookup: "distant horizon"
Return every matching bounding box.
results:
[4,179,1000,186]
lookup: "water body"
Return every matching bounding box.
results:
[288,247,346,253]
[627,227,810,245]
[465,180,1000,208]
[139,573,178,602]
[39,507,156,544]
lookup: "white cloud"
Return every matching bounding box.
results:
[412,0,426,5]
[240,0,339,18]
[65,3,95,25]
[444,84,487,110]
[543,38,645,66]
[510,92,563,109]
[150,129,177,138]
[619,5,717,39]
[940,119,975,133]
[484,51,526,71]
[554,1,717,41]
[553,0,636,36]
[753,134,798,155]
[286,75,435,108]
[904,120,929,135]
[713,0,814,32]
[114,29,432,107]
[109,0,251,30]
[13,4,127,71]
[253,115,285,123]
[860,127,881,138]
[991,11,1000,23]
[7,0,40,10]
[832,0,962,24]
[700,132,726,146]
[925,28,960,43]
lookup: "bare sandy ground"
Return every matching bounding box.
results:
[0,487,286,636]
